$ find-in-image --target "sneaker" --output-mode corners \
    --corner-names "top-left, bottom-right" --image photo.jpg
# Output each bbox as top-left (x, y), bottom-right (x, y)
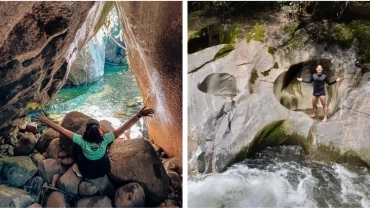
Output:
top-left (72, 163), bottom-right (82, 178)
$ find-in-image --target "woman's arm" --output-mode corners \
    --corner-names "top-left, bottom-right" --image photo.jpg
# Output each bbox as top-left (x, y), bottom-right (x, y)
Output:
top-left (38, 114), bottom-right (75, 139)
top-left (297, 76), bottom-right (313, 83)
top-left (113, 106), bottom-right (154, 139)
top-left (326, 77), bottom-right (342, 85)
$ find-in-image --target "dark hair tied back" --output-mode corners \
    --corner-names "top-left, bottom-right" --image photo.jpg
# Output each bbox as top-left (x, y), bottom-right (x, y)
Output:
top-left (83, 124), bottom-right (103, 144)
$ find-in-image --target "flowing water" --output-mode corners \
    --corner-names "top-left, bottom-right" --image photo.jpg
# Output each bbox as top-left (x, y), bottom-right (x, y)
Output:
top-left (45, 65), bottom-right (144, 135)
top-left (188, 146), bottom-right (370, 208)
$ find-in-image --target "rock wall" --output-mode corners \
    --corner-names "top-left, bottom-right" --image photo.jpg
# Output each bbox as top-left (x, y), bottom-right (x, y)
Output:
top-left (0, 1), bottom-right (105, 132)
top-left (188, 14), bottom-right (370, 173)
top-left (116, 2), bottom-right (182, 157)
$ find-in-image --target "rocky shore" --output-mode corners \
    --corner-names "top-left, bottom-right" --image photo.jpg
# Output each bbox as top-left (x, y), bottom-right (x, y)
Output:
top-left (0, 112), bottom-right (182, 207)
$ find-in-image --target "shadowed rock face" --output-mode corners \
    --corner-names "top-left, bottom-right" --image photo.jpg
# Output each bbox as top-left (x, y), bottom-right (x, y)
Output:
top-left (0, 2), bottom-right (183, 158)
top-left (117, 2), bottom-right (182, 157)
top-left (0, 1), bottom-right (100, 131)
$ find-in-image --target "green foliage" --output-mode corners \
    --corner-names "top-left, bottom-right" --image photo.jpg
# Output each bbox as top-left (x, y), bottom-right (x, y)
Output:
top-left (333, 21), bottom-right (370, 62)
top-left (273, 62), bottom-right (279, 69)
top-left (246, 24), bottom-right (265, 43)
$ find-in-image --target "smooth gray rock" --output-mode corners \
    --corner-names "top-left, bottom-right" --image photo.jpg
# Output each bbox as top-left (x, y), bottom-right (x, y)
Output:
top-left (0, 156), bottom-right (37, 187)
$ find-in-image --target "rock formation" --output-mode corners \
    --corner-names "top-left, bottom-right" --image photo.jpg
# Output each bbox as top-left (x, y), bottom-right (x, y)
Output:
top-left (189, 8), bottom-right (370, 173)
top-left (0, 1), bottom-right (182, 159)
top-left (117, 1), bottom-right (182, 157)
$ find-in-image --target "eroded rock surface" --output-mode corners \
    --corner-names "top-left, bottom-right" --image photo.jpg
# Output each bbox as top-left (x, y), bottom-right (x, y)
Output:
top-left (117, 1), bottom-right (182, 157)
top-left (189, 18), bottom-right (370, 173)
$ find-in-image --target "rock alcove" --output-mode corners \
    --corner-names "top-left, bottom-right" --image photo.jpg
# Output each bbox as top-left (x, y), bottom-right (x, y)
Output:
top-left (274, 59), bottom-right (341, 117)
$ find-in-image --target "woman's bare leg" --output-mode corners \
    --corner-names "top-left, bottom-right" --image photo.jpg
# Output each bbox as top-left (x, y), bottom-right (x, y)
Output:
top-left (311, 96), bottom-right (318, 118)
top-left (319, 95), bottom-right (328, 122)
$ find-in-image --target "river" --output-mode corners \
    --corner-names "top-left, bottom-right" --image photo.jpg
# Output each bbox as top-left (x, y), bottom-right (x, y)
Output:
top-left (188, 145), bottom-right (370, 207)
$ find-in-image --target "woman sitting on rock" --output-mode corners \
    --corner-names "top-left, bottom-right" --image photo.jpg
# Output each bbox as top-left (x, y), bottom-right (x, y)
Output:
top-left (38, 106), bottom-right (154, 179)
top-left (297, 65), bottom-right (341, 122)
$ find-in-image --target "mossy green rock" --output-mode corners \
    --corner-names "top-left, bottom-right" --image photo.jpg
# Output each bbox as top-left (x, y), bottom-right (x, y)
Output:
top-left (0, 185), bottom-right (35, 207)
top-left (0, 156), bottom-right (37, 187)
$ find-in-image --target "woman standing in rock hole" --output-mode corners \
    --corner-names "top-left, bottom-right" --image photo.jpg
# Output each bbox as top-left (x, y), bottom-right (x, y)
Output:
top-left (37, 106), bottom-right (154, 179)
top-left (297, 65), bottom-right (341, 122)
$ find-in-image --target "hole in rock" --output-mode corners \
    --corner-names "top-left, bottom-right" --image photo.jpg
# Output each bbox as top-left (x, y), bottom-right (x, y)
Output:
top-left (273, 59), bottom-right (339, 117)
top-left (44, 7), bottom-right (144, 139)
top-left (197, 73), bottom-right (237, 100)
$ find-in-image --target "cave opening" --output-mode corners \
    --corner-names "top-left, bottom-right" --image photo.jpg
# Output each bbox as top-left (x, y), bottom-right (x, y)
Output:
top-left (44, 6), bottom-right (144, 139)
top-left (273, 59), bottom-right (339, 118)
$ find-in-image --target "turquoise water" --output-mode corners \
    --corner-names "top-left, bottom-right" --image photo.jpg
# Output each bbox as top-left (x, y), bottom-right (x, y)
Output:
top-left (45, 65), bottom-right (142, 121)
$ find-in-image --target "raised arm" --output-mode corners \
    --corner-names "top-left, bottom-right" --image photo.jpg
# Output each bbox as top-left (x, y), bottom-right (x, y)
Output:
top-left (38, 114), bottom-right (75, 139)
top-left (326, 77), bottom-right (341, 85)
top-left (113, 106), bottom-right (154, 139)
top-left (297, 76), bottom-right (313, 83)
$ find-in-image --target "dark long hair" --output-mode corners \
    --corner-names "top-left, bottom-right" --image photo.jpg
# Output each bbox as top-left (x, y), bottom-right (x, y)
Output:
top-left (83, 119), bottom-right (103, 143)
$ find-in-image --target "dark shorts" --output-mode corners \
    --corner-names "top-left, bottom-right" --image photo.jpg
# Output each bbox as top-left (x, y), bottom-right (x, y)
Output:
top-left (76, 145), bottom-right (110, 179)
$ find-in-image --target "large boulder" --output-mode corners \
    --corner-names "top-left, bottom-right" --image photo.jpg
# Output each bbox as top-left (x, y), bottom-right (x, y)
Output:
top-left (14, 132), bottom-right (36, 156)
top-left (68, 29), bottom-right (105, 85)
top-left (0, 156), bottom-right (37, 187)
top-left (45, 191), bottom-right (70, 208)
top-left (108, 139), bottom-right (169, 206)
top-left (0, 185), bottom-right (35, 207)
top-left (38, 159), bottom-right (64, 184)
top-left (76, 196), bottom-right (112, 208)
top-left (56, 166), bottom-right (83, 196)
top-left (59, 111), bottom-right (109, 156)
top-left (35, 128), bottom-right (59, 153)
top-left (118, 1), bottom-right (182, 157)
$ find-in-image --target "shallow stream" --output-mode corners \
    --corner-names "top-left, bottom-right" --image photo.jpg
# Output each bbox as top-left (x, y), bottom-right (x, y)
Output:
top-left (188, 146), bottom-right (370, 207)
top-left (44, 65), bottom-right (144, 135)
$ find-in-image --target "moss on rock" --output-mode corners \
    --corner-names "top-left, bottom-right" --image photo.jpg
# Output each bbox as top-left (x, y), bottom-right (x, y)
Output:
top-left (246, 23), bottom-right (265, 43)
top-left (273, 62), bottom-right (279, 68)
top-left (213, 44), bottom-right (235, 60)
top-left (250, 69), bottom-right (259, 84)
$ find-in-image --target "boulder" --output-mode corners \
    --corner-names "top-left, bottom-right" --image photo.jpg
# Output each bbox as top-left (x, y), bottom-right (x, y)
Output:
top-left (59, 111), bottom-right (109, 157)
top-left (36, 128), bottom-right (59, 153)
top-left (163, 156), bottom-right (182, 175)
top-left (45, 191), bottom-right (70, 208)
top-left (14, 132), bottom-right (36, 156)
top-left (27, 203), bottom-right (42, 208)
top-left (157, 199), bottom-right (181, 208)
top-left (108, 139), bottom-right (169, 206)
top-left (0, 185), bottom-right (35, 207)
top-left (0, 156), bottom-right (37, 187)
top-left (46, 138), bottom-right (63, 159)
top-left (38, 159), bottom-right (64, 184)
top-left (76, 196), bottom-right (112, 207)
top-left (31, 153), bottom-right (46, 167)
top-left (167, 170), bottom-right (182, 190)
top-left (78, 175), bottom-right (115, 198)
top-left (56, 166), bottom-right (83, 196)
top-left (114, 183), bottom-right (145, 207)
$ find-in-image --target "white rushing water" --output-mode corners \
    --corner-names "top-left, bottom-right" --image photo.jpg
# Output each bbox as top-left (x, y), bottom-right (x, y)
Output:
top-left (188, 146), bottom-right (370, 208)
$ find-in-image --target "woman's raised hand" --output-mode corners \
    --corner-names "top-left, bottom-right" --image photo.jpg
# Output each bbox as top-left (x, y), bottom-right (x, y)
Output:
top-left (138, 106), bottom-right (154, 117)
top-left (297, 77), bottom-right (303, 82)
